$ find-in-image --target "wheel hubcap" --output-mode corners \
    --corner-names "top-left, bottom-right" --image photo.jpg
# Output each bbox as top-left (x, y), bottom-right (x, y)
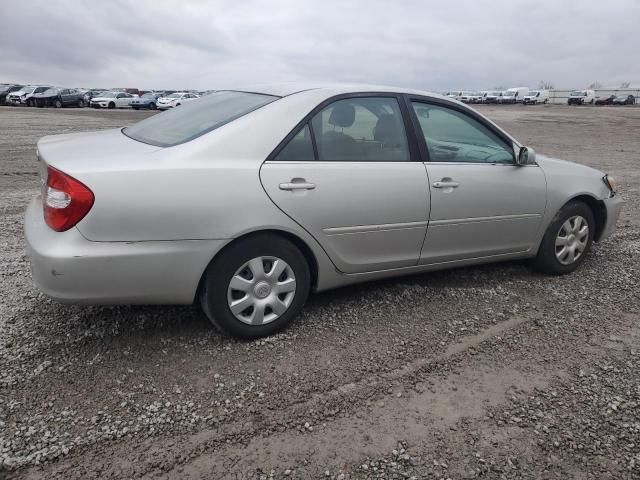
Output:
top-left (227, 256), bottom-right (296, 326)
top-left (555, 215), bottom-right (589, 265)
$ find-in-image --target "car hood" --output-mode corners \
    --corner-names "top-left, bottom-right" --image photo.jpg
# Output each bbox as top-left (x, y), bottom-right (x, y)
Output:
top-left (91, 96), bottom-right (116, 102)
top-left (37, 129), bottom-right (162, 177)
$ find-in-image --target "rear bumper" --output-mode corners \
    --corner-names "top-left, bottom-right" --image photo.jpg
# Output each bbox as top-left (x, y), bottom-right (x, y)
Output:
top-left (598, 194), bottom-right (624, 241)
top-left (24, 197), bottom-right (225, 305)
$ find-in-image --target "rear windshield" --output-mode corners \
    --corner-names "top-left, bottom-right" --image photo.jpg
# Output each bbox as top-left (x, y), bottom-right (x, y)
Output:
top-left (124, 91), bottom-right (278, 147)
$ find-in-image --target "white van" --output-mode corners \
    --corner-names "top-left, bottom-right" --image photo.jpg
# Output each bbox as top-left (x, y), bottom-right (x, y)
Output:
top-left (523, 90), bottom-right (550, 105)
top-left (484, 91), bottom-right (504, 104)
top-left (501, 87), bottom-right (529, 104)
top-left (568, 90), bottom-right (596, 105)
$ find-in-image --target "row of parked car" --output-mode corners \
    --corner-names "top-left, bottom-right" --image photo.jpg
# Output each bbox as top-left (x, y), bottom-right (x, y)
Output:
top-left (445, 88), bottom-right (637, 106)
top-left (0, 84), bottom-right (213, 110)
top-left (445, 88), bottom-right (550, 105)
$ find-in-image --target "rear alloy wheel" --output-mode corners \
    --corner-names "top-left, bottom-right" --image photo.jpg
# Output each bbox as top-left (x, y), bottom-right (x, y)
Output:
top-left (533, 201), bottom-right (594, 275)
top-left (78, 99), bottom-right (85, 107)
top-left (200, 234), bottom-right (310, 339)
top-left (53, 99), bottom-right (62, 108)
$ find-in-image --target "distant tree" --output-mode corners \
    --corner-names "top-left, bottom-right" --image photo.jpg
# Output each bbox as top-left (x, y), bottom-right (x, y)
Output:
top-left (538, 80), bottom-right (554, 89)
top-left (588, 81), bottom-right (602, 89)
top-left (620, 81), bottom-right (631, 88)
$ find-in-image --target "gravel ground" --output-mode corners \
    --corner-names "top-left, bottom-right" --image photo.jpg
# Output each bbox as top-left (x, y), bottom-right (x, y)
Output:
top-left (0, 105), bottom-right (638, 479)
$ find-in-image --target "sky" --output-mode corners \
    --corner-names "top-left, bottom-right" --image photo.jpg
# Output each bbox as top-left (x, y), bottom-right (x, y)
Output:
top-left (1, 0), bottom-right (639, 91)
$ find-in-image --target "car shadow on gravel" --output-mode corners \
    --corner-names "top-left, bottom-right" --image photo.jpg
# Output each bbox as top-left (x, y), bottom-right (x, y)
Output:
top-left (24, 259), bottom-right (537, 348)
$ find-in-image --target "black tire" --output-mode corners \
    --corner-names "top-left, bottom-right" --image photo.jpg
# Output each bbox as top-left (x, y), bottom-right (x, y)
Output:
top-left (532, 201), bottom-right (595, 275)
top-left (175, 103), bottom-right (181, 107)
top-left (108, 102), bottom-right (115, 109)
top-left (53, 99), bottom-right (62, 108)
top-left (200, 234), bottom-right (311, 339)
top-left (132, 107), bottom-right (139, 110)
top-left (149, 102), bottom-right (156, 110)
top-left (78, 99), bottom-right (85, 107)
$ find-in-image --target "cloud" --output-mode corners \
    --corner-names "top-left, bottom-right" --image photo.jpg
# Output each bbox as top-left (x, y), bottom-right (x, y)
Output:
top-left (1, 0), bottom-right (639, 90)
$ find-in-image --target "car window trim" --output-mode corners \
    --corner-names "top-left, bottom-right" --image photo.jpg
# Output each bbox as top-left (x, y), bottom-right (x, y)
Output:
top-left (266, 92), bottom-right (421, 163)
top-left (405, 94), bottom-right (518, 164)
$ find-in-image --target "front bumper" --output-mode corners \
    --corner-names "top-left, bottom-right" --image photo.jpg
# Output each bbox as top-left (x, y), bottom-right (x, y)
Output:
top-left (156, 103), bottom-right (173, 109)
top-left (598, 194), bottom-right (624, 242)
top-left (24, 197), bottom-right (225, 305)
top-left (91, 101), bottom-right (110, 108)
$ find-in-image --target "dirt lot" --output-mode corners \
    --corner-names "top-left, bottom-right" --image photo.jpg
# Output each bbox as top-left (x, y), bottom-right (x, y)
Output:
top-left (1, 105), bottom-right (639, 480)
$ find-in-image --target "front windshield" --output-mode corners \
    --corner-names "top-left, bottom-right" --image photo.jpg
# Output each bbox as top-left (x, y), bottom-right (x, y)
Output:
top-left (528, 91), bottom-right (539, 96)
top-left (168, 93), bottom-right (182, 98)
top-left (124, 91), bottom-right (278, 147)
top-left (570, 91), bottom-right (585, 96)
top-left (98, 91), bottom-right (118, 97)
top-left (43, 88), bottom-right (60, 95)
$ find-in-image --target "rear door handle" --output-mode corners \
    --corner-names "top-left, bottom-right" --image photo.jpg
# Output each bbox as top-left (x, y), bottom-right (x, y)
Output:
top-left (432, 181), bottom-right (459, 188)
top-left (279, 182), bottom-right (316, 191)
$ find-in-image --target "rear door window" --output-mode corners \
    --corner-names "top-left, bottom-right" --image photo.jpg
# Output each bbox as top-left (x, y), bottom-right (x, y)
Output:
top-left (274, 124), bottom-right (315, 161)
top-left (310, 97), bottom-right (410, 162)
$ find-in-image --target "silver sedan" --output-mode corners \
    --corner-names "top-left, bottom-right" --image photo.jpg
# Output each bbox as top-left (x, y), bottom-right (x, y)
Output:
top-left (25, 84), bottom-right (624, 338)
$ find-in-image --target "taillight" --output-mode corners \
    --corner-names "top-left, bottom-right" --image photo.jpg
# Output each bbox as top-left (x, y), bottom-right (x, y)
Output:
top-left (43, 166), bottom-right (94, 232)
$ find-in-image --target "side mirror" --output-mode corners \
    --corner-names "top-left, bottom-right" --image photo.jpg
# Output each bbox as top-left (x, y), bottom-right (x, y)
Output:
top-left (517, 146), bottom-right (536, 165)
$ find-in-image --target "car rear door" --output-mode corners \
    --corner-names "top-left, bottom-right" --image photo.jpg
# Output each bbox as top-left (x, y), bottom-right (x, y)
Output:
top-left (408, 97), bottom-right (546, 264)
top-left (260, 94), bottom-right (430, 274)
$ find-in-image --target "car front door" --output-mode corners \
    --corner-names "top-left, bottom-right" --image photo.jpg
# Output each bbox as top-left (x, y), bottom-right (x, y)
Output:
top-left (408, 98), bottom-right (546, 265)
top-left (59, 89), bottom-right (70, 105)
top-left (116, 93), bottom-right (129, 108)
top-left (260, 95), bottom-right (430, 274)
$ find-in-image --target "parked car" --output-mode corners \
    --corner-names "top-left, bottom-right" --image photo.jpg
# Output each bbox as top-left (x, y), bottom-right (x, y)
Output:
top-left (156, 92), bottom-right (199, 110)
top-left (83, 90), bottom-right (106, 105)
top-left (595, 94), bottom-right (616, 106)
top-left (501, 87), bottom-right (529, 104)
top-left (25, 85), bottom-right (623, 339)
top-left (459, 91), bottom-right (483, 104)
top-left (484, 91), bottom-right (504, 104)
top-left (568, 90), bottom-right (595, 105)
top-left (31, 88), bottom-right (85, 108)
top-left (613, 94), bottom-right (635, 105)
top-left (90, 91), bottom-right (136, 109)
top-left (522, 90), bottom-right (550, 105)
top-left (7, 85), bottom-right (49, 106)
top-left (129, 93), bottom-right (158, 110)
top-left (0, 84), bottom-right (24, 104)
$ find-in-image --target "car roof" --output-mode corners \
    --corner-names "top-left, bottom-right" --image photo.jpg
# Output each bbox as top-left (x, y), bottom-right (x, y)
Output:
top-left (221, 82), bottom-right (450, 101)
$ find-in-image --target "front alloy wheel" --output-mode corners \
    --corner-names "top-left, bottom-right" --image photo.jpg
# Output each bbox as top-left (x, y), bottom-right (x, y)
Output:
top-left (533, 201), bottom-right (594, 275)
top-left (555, 216), bottom-right (589, 265)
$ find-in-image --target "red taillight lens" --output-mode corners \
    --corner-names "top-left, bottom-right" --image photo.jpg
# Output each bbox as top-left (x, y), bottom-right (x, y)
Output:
top-left (43, 166), bottom-right (94, 232)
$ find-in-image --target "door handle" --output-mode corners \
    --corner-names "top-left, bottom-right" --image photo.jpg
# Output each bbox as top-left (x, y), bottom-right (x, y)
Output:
top-left (279, 182), bottom-right (316, 191)
top-left (432, 181), bottom-right (459, 188)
